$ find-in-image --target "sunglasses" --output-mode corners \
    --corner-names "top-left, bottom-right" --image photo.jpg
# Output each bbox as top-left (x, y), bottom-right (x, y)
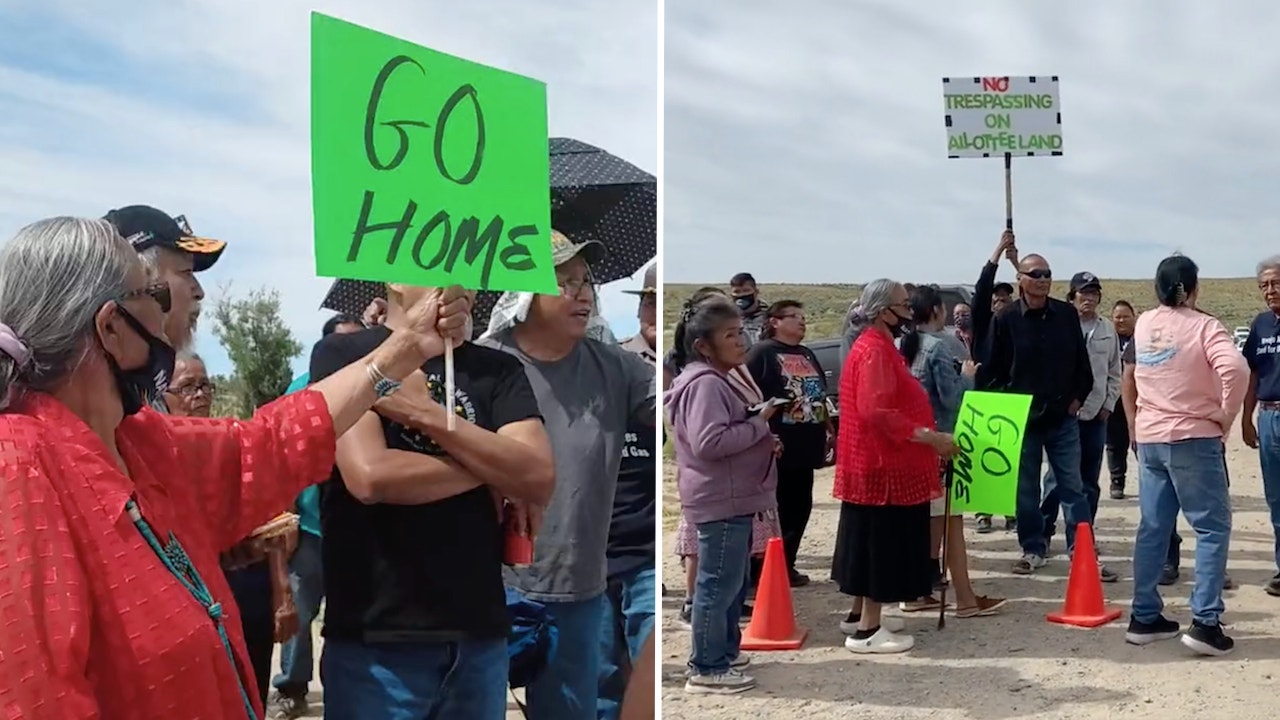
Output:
top-left (120, 282), bottom-right (173, 313)
top-left (1022, 269), bottom-right (1052, 280)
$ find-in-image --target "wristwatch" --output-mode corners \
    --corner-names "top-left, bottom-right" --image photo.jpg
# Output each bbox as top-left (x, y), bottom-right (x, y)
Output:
top-left (367, 362), bottom-right (401, 398)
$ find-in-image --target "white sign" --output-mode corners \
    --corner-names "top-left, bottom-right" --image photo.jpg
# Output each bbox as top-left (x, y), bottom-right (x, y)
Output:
top-left (942, 76), bottom-right (1063, 159)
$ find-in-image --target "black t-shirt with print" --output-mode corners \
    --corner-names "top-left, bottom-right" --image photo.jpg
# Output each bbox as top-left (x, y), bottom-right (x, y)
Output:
top-left (310, 326), bottom-right (542, 642)
top-left (745, 339), bottom-right (830, 470)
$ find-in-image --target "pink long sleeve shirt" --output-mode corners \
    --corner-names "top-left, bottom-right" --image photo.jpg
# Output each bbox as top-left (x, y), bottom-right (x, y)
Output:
top-left (1132, 305), bottom-right (1249, 443)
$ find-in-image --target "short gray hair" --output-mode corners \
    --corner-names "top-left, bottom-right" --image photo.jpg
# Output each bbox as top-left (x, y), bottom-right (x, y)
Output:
top-left (177, 350), bottom-right (204, 366)
top-left (845, 278), bottom-right (903, 343)
top-left (0, 217), bottom-right (139, 409)
top-left (1258, 255), bottom-right (1280, 279)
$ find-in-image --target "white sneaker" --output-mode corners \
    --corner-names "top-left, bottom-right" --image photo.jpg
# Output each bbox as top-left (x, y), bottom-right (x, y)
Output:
top-left (839, 615), bottom-right (905, 635)
top-left (730, 653), bottom-right (751, 669)
top-left (685, 668), bottom-right (757, 694)
top-left (844, 627), bottom-right (915, 654)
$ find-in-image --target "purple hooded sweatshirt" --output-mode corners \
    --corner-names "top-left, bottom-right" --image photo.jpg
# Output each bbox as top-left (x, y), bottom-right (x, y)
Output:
top-left (664, 361), bottom-right (778, 525)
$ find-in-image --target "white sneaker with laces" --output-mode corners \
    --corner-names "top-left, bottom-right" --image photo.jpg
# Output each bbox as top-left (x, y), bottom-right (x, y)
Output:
top-left (685, 668), bottom-right (757, 694)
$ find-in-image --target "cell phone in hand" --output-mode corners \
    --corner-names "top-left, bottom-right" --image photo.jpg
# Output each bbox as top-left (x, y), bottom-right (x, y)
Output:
top-left (747, 397), bottom-right (791, 415)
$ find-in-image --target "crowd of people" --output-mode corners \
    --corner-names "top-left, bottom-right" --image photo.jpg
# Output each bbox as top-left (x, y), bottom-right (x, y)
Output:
top-left (0, 206), bottom-right (658, 720)
top-left (664, 230), bottom-right (1280, 694)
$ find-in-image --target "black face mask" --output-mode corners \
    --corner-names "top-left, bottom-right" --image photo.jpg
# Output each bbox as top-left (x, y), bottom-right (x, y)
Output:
top-left (734, 295), bottom-right (756, 312)
top-left (105, 306), bottom-right (177, 416)
top-left (887, 309), bottom-right (912, 339)
top-left (955, 316), bottom-right (973, 331)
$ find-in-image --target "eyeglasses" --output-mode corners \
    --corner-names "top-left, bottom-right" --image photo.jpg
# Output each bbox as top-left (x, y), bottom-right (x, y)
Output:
top-left (120, 282), bottom-right (172, 313)
top-left (1023, 269), bottom-right (1052, 280)
top-left (557, 278), bottom-right (597, 298)
top-left (777, 313), bottom-right (806, 322)
top-left (167, 380), bottom-right (215, 398)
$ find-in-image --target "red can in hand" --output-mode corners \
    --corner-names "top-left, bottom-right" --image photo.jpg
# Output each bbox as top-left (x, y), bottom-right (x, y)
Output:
top-left (503, 513), bottom-right (534, 567)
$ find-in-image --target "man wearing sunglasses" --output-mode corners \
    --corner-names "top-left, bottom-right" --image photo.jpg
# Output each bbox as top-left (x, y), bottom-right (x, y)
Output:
top-left (104, 205), bottom-right (226, 374)
top-left (983, 252), bottom-right (1095, 576)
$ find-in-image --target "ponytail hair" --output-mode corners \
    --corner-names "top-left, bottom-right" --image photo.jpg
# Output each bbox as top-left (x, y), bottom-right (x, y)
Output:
top-left (670, 293), bottom-right (737, 372)
top-left (1154, 254), bottom-right (1199, 308)
top-left (899, 284), bottom-right (942, 366)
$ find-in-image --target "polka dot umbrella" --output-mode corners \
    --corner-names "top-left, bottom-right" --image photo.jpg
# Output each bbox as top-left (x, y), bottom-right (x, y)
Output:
top-left (321, 137), bottom-right (656, 337)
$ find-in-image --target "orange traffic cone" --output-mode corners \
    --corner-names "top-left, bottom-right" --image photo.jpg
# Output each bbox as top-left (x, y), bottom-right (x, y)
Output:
top-left (1046, 522), bottom-right (1122, 628)
top-left (741, 537), bottom-right (808, 650)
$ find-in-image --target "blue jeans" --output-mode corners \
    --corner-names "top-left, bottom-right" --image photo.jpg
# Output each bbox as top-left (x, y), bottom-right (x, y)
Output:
top-left (1016, 416), bottom-right (1088, 557)
top-left (690, 515), bottom-right (752, 675)
top-left (1041, 416), bottom-right (1108, 539)
top-left (271, 531), bottom-right (324, 697)
top-left (1258, 409), bottom-right (1280, 573)
top-left (524, 593), bottom-right (607, 720)
top-left (1131, 438), bottom-right (1232, 625)
top-left (596, 565), bottom-right (656, 720)
top-left (321, 637), bottom-right (508, 720)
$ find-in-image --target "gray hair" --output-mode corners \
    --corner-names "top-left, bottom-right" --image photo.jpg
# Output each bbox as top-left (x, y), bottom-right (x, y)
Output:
top-left (846, 278), bottom-right (902, 340)
top-left (176, 350), bottom-right (204, 366)
top-left (1258, 255), bottom-right (1280, 279)
top-left (0, 217), bottom-right (139, 410)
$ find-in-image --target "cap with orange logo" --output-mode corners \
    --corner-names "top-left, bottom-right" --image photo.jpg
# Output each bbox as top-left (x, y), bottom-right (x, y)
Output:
top-left (104, 205), bottom-right (227, 272)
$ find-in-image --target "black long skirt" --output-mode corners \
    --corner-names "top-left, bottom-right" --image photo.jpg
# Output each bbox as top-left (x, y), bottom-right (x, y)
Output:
top-left (830, 501), bottom-right (933, 603)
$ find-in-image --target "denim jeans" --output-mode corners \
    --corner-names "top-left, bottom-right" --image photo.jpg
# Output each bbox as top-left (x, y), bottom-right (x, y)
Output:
top-left (690, 515), bottom-right (752, 675)
top-left (1016, 416), bottom-right (1088, 558)
top-left (1258, 409), bottom-right (1280, 573)
top-left (1131, 438), bottom-right (1232, 625)
top-left (271, 531), bottom-right (324, 698)
top-left (596, 565), bottom-right (656, 720)
top-left (524, 593), bottom-right (608, 720)
top-left (320, 637), bottom-right (509, 720)
top-left (1041, 416), bottom-right (1108, 539)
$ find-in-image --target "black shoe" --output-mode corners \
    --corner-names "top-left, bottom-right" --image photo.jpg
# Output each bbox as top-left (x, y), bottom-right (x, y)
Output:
top-left (1266, 574), bottom-right (1280, 597)
top-left (1109, 482), bottom-right (1125, 500)
top-left (976, 516), bottom-right (993, 534)
top-left (1004, 517), bottom-right (1017, 532)
top-left (679, 599), bottom-right (692, 628)
top-left (788, 570), bottom-right (810, 588)
top-left (1181, 620), bottom-right (1234, 656)
top-left (1159, 564), bottom-right (1179, 586)
top-left (1125, 615), bottom-right (1180, 645)
top-left (1099, 564), bottom-right (1119, 583)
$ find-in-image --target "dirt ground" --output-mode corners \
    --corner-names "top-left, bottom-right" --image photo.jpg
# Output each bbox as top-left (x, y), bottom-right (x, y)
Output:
top-left (660, 434), bottom-right (1280, 720)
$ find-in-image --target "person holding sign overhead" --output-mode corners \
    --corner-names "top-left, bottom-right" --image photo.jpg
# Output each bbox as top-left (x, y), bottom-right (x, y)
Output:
top-left (0, 216), bottom-right (472, 720)
top-left (831, 279), bottom-right (959, 655)
top-left (1126, 255), bottom-right (1247, 656)
top-left (480, 231), bottom-right (656, 719)
top-left (982, 252), bottom-right (1094, 575)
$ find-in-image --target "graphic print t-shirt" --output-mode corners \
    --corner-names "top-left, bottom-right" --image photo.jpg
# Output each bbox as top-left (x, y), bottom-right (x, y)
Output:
top-left (310, 326), bottom-right (542, 642)
top-left (746, 339), bottom-right (829, 470)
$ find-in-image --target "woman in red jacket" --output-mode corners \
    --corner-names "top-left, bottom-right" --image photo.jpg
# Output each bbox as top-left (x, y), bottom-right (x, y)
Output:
top-left (831, 279), bottom-right (958, 655)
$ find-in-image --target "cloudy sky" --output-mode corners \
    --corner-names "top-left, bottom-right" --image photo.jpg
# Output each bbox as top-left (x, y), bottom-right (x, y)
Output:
top-left (665, 0), bottom-right (1279, 288)
top-left (0, 0), bottom-right (656, 376)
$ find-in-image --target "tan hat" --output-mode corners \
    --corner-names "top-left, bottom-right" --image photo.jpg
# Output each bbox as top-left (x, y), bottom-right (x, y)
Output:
top-left (623, 264), bottom-right (656, 295)
top-left (550, 228), bottom-right (606, 268)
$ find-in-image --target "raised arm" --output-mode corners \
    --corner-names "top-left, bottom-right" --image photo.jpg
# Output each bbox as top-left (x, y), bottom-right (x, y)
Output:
top-left (0, 443), bottom-right (99, 719)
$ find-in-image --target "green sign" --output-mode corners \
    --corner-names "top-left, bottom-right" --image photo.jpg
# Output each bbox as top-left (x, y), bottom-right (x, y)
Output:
top-left (310, 12), bottom-right (557, 294)
top-left (948, 391), bottom-right (1033, 517)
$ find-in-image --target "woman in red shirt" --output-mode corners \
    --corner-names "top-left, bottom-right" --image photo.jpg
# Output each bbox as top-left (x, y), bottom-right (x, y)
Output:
top-left (0, 217), bottom-right (470, 719)
top-left (831, 279), bottom-right (958, 654)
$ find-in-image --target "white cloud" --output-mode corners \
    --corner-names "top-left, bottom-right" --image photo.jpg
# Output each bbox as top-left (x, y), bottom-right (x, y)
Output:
top-left (0, 0), bottom-right (656, 375)
top-left (665, 0), bottom-right (1280, 291)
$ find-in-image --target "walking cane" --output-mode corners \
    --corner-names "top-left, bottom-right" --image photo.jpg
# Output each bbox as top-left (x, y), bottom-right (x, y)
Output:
top-left (938, 460), bottom-right (954, 630)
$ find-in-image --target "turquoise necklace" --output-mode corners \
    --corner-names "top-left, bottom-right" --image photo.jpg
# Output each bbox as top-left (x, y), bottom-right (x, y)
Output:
top-left (125, 498), bottom-right (257, 720)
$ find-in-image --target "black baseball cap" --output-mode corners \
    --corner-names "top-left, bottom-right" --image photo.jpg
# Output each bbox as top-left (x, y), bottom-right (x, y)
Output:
top-left (1070, 271), bottom-right (1102, 294)
top-left (992, 281), bottom-right (1014, 295)
top-left (104, 205), bottom-right (227, 272)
